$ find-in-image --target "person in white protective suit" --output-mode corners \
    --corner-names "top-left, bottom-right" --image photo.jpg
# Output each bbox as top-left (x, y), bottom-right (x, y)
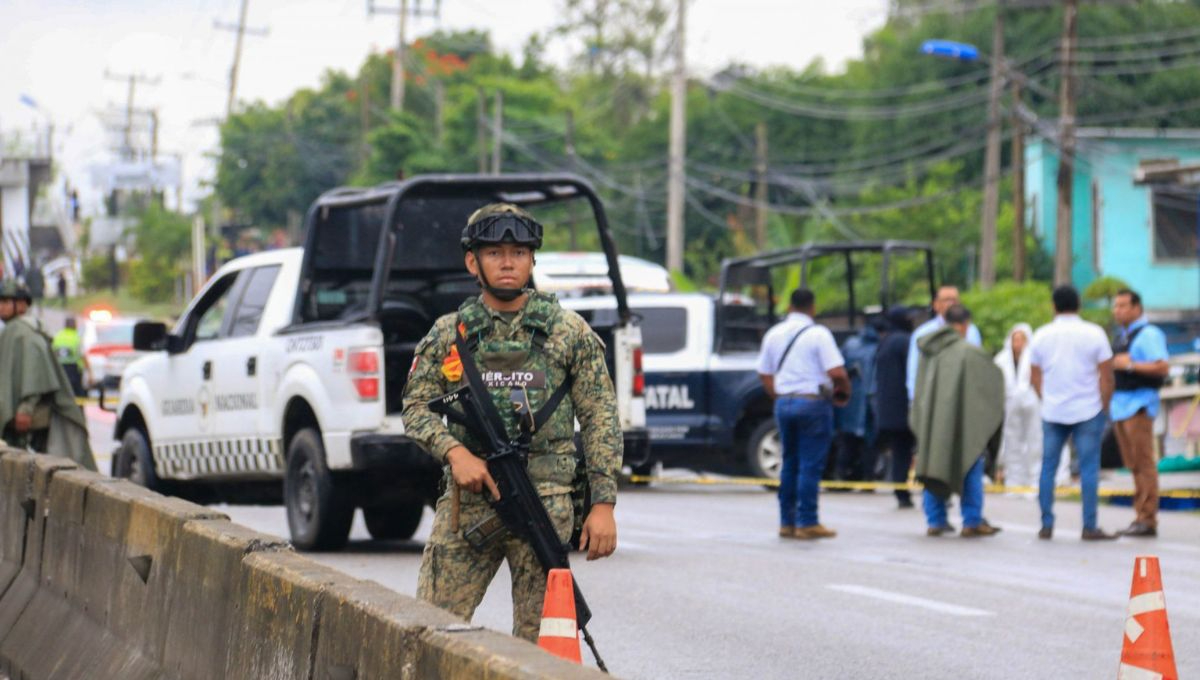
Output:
top-left (995, 323), bottom-right (1069, 491)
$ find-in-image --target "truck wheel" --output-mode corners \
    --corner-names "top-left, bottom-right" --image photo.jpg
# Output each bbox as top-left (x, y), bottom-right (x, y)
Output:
top-left (113, 428), bottom-right (162, 492)
top-left (362, 502), bottom-right (424, 540)
top-left (745, 419), bottom-right (783, 482)
top-left (285, 428), bottom-right (354, 551)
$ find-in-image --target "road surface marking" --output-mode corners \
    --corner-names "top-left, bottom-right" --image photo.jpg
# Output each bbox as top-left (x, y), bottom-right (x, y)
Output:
top-left (827, 584), bottom-right (994, 617)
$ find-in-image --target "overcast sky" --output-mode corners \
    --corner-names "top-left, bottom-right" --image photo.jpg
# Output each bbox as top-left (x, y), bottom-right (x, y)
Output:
top-left (1, 0), bottom-right (889, 214)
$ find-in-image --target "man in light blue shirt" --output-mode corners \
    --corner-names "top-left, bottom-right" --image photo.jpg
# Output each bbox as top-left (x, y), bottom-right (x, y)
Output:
top-left (1110, 289), bottom-right (1170, 537)
top-left (906, 286), bottom-right (982, 400)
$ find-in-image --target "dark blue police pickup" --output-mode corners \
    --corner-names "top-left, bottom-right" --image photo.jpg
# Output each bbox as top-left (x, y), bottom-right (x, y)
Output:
top-left (561, 241), bottom-right (936, 480)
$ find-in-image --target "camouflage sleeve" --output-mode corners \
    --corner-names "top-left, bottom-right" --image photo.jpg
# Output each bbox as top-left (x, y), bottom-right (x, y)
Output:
top-left (563, 311), bottom-right (622, 506)
top-left (401, 315), bottom-right (461, 464)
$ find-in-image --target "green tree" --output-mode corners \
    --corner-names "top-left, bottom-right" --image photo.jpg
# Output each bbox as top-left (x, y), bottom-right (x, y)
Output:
top-left (127, 204), bottom-right (192, 303)
top-left (961, 280), bottom-right (1054, 354)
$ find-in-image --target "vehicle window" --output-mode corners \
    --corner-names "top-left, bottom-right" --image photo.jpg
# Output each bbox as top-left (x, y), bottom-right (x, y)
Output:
top-left (95, 322), bottom-right (136, 345)
top-left (304, 203), bottom-right (387, 322)
top-left (635, 307), bottom-right (688, 354)
top-left (187, 272), bottom-right (241, 344)
top-left (229, 265), bottom-right (281, 337)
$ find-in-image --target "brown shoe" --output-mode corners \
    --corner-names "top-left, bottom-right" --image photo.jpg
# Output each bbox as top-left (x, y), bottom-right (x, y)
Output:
top-left (779, 526), bottom-right (795, 538)
top-left (1081, 528), bottom-right (1119, 541)
top-left (1038, 526), bottom-right (1053, 540)
top-left (796, 524), bottom-right (837, 539)
top-left (1119, 523), bottom-right (1157, 538)
top-left (926, 524), bottom-right (955, 537)
top-left (961, 523), bottom-right (1001, 538)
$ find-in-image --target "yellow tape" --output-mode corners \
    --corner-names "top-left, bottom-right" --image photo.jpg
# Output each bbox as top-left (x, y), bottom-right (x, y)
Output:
top-left (626, 475), bottom-right (1200, 499)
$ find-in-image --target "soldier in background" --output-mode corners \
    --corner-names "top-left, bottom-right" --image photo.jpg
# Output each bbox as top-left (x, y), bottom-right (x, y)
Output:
top-left (0, 281), bottom-right (96, 470)
top-left (402, 204), bottom-right (621, 641)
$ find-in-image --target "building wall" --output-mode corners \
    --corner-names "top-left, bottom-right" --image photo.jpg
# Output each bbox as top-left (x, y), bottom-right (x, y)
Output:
top-left (1026, 135), bottom-right (1200, 312)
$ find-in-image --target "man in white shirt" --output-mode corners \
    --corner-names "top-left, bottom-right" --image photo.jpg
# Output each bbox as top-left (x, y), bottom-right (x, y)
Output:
top-left (906, 285), bottom-right (982, 401)
top-left (757, 289), bottom-right (851, 540)
top-left (1029, 286), bottom-right (1118, 541)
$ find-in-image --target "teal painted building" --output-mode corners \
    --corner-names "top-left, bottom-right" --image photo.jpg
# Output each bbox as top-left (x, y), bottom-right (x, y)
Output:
top-left (1026, 128), bottom-right (1200, 317)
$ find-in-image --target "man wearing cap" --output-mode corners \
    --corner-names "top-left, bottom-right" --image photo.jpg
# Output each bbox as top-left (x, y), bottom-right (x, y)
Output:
top-left (1110, 289), bottom-right (1169, 537)
top-left (910, 304), bottom-right (1004, 537)
top-left (402, 203), bottom-right (621, 641)
top-left (0, 280), bottom-right (96, 469)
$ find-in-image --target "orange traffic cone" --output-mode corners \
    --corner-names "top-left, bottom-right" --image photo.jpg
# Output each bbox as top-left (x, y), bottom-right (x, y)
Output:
top-left (537, 568), bottom-right (582, 664)
top-left (1118, 556), bottom-right (1177, 680)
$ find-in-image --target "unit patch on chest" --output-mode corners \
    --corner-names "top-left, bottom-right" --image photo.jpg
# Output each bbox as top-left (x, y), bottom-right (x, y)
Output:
top-left (480, 370), bottom-right (546, 389)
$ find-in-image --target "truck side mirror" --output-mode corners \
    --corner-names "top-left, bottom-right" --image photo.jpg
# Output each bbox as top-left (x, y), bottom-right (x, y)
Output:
top-left (133, 321), bottom-right (183, 353)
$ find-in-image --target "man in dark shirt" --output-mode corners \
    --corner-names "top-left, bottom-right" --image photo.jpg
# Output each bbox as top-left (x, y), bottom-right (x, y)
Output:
top-left (874, 306), bottom-right (916, 508)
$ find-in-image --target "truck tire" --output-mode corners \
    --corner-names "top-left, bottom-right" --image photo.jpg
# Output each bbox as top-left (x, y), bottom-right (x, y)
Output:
top-left (113, 427), bottom-right (162, 492)
top-left (745, 419), bottom-right (783, 482)
top-left (362, 502), bottom-right (424, 541)
top-left (285, 428), bottom-right (354, 551)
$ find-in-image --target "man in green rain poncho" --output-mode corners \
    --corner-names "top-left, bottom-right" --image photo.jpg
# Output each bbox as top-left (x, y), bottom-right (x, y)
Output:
top-left (910, 304), bottom-right (1004, 538)
top-left (0, 280), bottom-right (96, 470)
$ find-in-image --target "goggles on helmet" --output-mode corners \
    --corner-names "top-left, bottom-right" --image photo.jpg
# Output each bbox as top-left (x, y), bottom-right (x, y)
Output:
top-left (461, 212), bottom-right (544, 252)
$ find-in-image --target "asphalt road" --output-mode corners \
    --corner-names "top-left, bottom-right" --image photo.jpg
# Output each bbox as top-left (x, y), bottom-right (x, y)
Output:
top-left (86, 413), bottom-right (1200, 679)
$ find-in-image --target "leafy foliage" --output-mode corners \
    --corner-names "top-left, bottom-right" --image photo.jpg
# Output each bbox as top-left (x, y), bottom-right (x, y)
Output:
top-left (126, 204), bottom-right (192, 303)
top-left (961, 281), bottom-right (1055, 354)
top-left (211, 1), bottom-right (1200, 292)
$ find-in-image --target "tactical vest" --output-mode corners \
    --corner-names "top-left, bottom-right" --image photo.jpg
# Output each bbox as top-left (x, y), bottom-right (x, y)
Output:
top-left (1113, 325), bottom-right (1166, 391)
top-left (52, 329), bottom-right (83, 369)
top-left (454, 292), bottom-right (578, 491)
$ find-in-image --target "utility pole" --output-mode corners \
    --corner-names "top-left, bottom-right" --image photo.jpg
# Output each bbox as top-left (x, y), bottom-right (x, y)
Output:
top-left (665, 0), bottom-right (687, 272)
top-left (368, 0), bottom-right (441, 113)
top-left (754, 121), bottom-right (768, 251)
top-left (395, 0), bottom-right (409, 111)
top-left (476, 88), bottom-right (487, 173)
top-left (1054, 0), bottom-right (1079, 286)
top-left (1011, 79), bottom-right (1026, 282)
top-left (214, 0), bottom-right (268, 119)
top-left (434, 80), bottom-right (446, 147)
top-left (150, 110), bottom-right (159, 159)
top-left (565, 110), bottom-right (580, 250)
top-left (490, 90), bottom-right (503, 175)
top-left (359, 70), bottom-right (371, 168)
top-left (103, 71), bottom-right (159, 160)
top-left (978, 3), bottom-right (1005, 290)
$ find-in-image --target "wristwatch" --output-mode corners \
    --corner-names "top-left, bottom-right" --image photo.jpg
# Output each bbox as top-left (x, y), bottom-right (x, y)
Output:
top-left (1124, 363), bottom-right (1135, 373)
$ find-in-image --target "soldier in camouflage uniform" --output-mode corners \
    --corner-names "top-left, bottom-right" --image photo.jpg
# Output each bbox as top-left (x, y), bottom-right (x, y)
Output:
top-left (402, 203), bottom-right (621, 642)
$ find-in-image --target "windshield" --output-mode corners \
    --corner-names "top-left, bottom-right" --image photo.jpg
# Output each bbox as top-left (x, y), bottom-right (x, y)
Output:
top-left (94, 322), bottom-right (136, 346)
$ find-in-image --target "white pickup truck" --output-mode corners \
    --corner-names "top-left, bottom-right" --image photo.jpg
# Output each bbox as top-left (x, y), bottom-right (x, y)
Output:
top-left (110, 174), bottom-right (648, 551)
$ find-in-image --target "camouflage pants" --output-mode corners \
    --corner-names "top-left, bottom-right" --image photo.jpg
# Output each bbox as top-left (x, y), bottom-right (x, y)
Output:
top-left (417, 491), bottom-right (574, 642)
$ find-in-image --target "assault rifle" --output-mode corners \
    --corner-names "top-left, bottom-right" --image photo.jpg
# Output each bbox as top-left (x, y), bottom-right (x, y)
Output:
top-left (428, 336), bottom-right (608, 672)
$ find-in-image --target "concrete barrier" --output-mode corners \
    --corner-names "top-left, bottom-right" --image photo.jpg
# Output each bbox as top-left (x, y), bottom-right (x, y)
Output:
top-left (0, 448), bottom-right (606, 679)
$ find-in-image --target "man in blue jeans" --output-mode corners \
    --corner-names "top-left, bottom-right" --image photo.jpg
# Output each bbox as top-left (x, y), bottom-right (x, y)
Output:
top-left (1028, 286), bottom-right (1118, 541)
top-left (757, 289), bottom-right (851, 540)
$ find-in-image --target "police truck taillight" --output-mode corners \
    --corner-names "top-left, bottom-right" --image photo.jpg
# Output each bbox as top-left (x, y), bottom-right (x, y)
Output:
top-left (632, 346), bottom-right (644, 397)
top-left (349, 348), bottom-right (381, 401)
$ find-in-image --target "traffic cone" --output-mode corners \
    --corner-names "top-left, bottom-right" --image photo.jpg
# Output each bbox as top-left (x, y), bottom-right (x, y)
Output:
top-left (537, 568), bottom-right (582, 664)
top-left (1118, 556), bottom-right (1177, 680)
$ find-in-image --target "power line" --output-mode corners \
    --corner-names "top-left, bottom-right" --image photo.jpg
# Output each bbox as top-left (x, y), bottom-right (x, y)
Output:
top-left (685, 173), bottom-right (970, 218)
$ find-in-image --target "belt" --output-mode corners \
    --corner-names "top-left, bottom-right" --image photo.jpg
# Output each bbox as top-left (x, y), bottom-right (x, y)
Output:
top-left (778, 393), bottom-right (823, 400)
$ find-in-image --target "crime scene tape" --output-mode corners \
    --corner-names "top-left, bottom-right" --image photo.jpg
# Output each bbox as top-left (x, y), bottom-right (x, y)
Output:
top-left (625, 475), bottom-right (1200, 499)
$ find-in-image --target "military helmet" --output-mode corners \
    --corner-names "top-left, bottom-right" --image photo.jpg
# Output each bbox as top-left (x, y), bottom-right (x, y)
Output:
top-left (0, 279), bottom-right (30, 302)
top-left (461, 203), bottom-right (544, 252)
